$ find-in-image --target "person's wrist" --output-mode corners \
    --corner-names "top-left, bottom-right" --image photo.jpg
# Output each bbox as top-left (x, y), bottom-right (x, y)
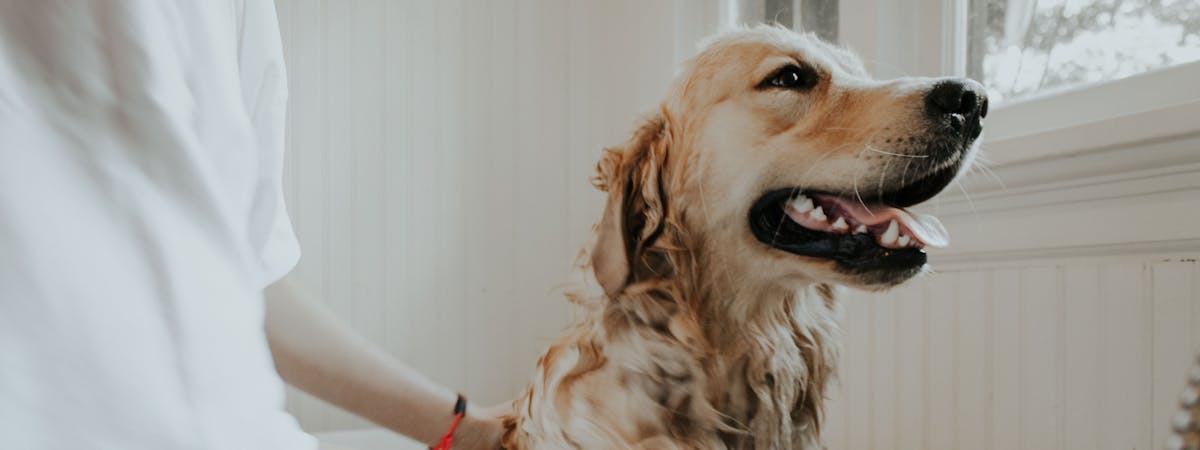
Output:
top-left (456, 409), bottom-right (504, 450)
top-left (424, 396), bottom-right (504, 450)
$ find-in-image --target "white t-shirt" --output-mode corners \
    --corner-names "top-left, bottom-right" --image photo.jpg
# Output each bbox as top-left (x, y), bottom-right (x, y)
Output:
top-left (0, 1), bottom-right (313, 449)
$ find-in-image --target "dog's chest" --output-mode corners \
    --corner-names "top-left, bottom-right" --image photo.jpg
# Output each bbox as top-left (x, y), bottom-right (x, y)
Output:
top-left (510, 290), bottom-right (837, 450)
top-left (705, 355), bottom-right (824, 450)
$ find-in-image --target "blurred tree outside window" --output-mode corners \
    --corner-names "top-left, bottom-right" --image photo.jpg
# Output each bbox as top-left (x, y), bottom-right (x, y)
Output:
top-left (967, 0), bottom-right (1200, 104)
top-left (735, 0), bottom-right (839, 43)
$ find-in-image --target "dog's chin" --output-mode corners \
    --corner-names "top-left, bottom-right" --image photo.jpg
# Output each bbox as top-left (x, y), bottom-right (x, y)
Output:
top-left (747, 162), bottom-right (962, 285)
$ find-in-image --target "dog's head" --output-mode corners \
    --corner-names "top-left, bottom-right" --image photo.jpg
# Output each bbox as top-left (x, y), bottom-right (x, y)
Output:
top-left (592, 26), bottom-right (987, 297)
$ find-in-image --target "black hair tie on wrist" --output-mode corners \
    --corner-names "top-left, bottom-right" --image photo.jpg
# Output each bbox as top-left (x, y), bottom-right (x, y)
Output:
top-left (431, 393), bottom-right (467, 450)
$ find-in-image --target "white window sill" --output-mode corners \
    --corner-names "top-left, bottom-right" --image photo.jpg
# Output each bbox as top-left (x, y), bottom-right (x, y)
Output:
top-left (981, 61), bottom-right (1200, 167)
top-left (983, 98), bottom-right (1200, 167)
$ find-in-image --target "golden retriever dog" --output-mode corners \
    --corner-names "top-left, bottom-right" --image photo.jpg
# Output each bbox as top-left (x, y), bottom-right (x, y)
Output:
top-left (502, 26), bottom-right (987, 450)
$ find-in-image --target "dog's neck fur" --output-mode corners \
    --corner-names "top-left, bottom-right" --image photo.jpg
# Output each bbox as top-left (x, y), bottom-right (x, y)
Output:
top-left (705, 282), bottom-right (839, 449)
top-left (612, 244), bottom-right (841, 449)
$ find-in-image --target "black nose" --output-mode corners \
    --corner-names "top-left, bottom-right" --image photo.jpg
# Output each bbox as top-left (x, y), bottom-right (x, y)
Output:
top-left (924, 79), bottom-right (988, 135)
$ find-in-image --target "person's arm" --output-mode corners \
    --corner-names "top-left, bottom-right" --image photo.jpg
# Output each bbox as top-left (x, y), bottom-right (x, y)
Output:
top-left (264, 278), bottom-right (505, 449)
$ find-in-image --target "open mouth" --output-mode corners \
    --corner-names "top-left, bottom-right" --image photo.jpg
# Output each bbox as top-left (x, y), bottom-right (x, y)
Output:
top-left (748, 174), bottom-right (953, 274)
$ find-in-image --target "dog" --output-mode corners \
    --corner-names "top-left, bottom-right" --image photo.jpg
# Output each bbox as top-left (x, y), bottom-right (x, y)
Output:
top-left (501, 25), bottom-right (987, 450)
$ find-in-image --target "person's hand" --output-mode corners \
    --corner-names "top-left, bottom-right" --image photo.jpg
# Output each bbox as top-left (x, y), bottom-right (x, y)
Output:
top-left (440, 401), bottom-right (510, 450)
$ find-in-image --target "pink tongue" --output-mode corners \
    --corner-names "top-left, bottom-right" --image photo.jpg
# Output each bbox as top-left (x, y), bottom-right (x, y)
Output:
top-left (813, 194), bottom-right (950, 248)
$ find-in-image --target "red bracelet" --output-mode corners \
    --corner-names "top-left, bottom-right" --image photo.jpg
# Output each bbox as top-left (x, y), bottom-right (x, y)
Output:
top-left (430, 394), bottom-right (467, 450)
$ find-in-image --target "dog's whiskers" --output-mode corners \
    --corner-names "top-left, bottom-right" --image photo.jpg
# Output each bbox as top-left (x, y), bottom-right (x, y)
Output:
top-left (782, 143), bottom-right (851, 219)
top-left (969, 149), bottom-right (1006, 188)
top-left (865, 146), bottom-right (927, 158)
top-left (955, 179), bottom-right (980, 222)
top-left (767, 186), bottom-right (803, 249)
top-left (849, 146), bottom-right (875, 215)
top-left (876, 158), bottom-right (893, 201)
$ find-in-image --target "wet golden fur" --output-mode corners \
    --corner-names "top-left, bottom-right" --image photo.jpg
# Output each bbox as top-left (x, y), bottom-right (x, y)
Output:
top-left (502, 26), bottom-right (977, 449)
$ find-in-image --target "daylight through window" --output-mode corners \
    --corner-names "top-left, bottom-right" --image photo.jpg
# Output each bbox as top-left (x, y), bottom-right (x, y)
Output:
top-left (967, 0), bottom-right (1200, 103)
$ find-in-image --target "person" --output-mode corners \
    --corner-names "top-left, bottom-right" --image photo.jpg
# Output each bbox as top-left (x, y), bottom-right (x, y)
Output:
top-left (0, 1), bottom-right (505, 448)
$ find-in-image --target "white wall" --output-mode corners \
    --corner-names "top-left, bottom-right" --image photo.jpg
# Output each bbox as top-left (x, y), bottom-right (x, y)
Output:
top-left (273, 0), bottom-right (715, 432)
top-left (825, 256), bottom-right (1200, 450)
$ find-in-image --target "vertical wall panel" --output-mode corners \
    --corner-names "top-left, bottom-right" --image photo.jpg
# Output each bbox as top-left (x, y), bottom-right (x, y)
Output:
top-left (894, 281), bottom-right (926, 450)
top-left (955, 270), bottom-right (989, 450)
top-left (323, 0), bottom-right (365, 430)
top-left (869, 289), bottom-right (897, 450)
top-left (512, 0), bottom-right (573, 384)
top-left (1062, 264), bottom-right (1100, 450)
top-left (828, 257), bottom-right (1200, 450)
top-left (348, 0), bottom-right (386, 403)
top-left (381, 0), bottom-right (413, 391)
top-left (460, 0), bottom-right (499, 405)
top-left (823, 364), bottom-right (849, 450)
top-left (433, 0), bottom-right (469, 395)
top-left (404, 0), bottom-right (437, 386)
top-left (989, 268), bottom-right (1023, 450)
top-left (925, 274), bottom-right (957, 450)
top-left (1193, 261), bottom-right (1200, 352)
top-left (1152, 261), bottom-right (1196, 448)
top-left (843, 290), bottom-right (873, 450)
top-left (1099, 262), bottom-right (1152, 449)
top-left (1019, 266), bottom-right (1061, 449)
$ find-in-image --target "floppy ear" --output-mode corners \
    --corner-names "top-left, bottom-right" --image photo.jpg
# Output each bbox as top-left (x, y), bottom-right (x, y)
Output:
top-left (591, 116), bottom-right (670, 298)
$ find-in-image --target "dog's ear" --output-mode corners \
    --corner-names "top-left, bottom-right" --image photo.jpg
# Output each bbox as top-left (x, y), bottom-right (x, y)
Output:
top-left (591, 116), bottom-right (670, 298)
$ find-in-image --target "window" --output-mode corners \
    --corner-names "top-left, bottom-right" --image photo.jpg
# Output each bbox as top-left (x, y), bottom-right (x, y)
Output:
top-left (730, 0), bottom-right (839, 43)
top-left (966, 0), bottom-right (1200, 104)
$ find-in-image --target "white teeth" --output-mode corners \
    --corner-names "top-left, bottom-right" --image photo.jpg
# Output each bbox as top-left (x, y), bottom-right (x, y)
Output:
top-left (898, 235), bottom-right (911, 246)
top-left (790, 196), bottom-right (814, 213)
top-left (854, 225), bottom-right (868, 234)
top-left (881, 220), bottom-right (899, 245)
top-left (810, 206), bottom-right (827, 222)
top-left (831, 217), bottom-right (848, 231)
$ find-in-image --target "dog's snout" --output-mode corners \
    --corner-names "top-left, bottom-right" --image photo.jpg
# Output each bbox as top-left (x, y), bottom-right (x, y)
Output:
top-left (924, 78), bottom-right (988, 135)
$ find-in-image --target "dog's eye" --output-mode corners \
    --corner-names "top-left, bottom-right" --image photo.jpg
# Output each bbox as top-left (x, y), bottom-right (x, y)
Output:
top-left (761, 65), bottom-right (819, 90)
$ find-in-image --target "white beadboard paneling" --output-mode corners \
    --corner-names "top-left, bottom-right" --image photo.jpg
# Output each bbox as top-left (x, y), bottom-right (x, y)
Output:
top-left (1152, 261), bottom-right (1196, 449)
top-left (828, 258), bottom-right (1198, 450)
top-left (1019, 266), bottom-right (1061, 449)
top-left (869, 288), bottom-right (896, 450)
top-left (274, 0), bottom-right (687, 432)
top-left (1062, 264), bottom-right (1100, 450)
top-left (349, 0), bottom-right (386, 413)
top-left (823, 362), bottom-right (848, 450)
top-left (381, 0), bottom-right (413, 396)
top-left (925, 274), bottom-right (956, 450)
top-left (954, 270), bottom-right (989, 450)
top-left (433, 0), bottom-right (468, 396)
top-left (894, 282), bottom-right (926, 450)
top-left (842, 289), bottom-right (872, 450)
top-left (1194, 261), bottom-right (1200, 353)
top-left (1100, 262), bottom-right (1152, 449)
top-left (988, 268), bottom-right (1022, 450)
